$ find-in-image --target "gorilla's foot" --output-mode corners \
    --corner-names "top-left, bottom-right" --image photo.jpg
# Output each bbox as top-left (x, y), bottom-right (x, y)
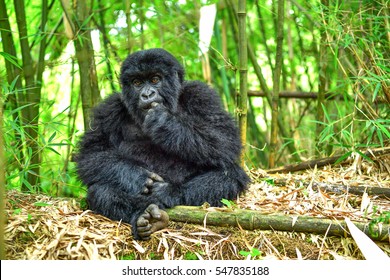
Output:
top-left (136, 204), bottom-right (169, 240)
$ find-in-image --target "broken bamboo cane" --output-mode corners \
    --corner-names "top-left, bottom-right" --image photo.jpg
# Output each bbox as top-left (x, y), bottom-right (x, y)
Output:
top-left (166, 206), bottom-right (389, 242)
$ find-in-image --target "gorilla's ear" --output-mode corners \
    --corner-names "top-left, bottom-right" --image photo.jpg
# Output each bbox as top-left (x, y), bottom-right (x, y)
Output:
top-left (173, 71), bottom-right (183, 88)
top-left (175, 69), bottom-right (185, 84)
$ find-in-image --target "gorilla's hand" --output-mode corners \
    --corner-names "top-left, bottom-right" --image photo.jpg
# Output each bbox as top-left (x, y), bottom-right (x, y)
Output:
top-left (136, 204), bottom-right (169, 240)
top-left (141, 169), bottom-right (169, 194)
top-left (142, 102), bottom-right (170, 134)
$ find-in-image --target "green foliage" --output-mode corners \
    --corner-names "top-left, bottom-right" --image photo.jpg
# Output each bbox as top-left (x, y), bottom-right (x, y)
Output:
top-left (239, 248), bottom-right (262, 259)
top-left (148, 252), bottom-right (160, 260)
top-left (221, 199), bottom-right (237, 209)
top-left (315, 103), bottom-right (389, 157)
top-left (3, 98), bottom-right (85, 196)
top-left (368, 207), bottom-right (390, 238)
top-left (184, 251), bottom-right (199, 260)
top-left (119, 253), bottom-right (136, 260)
top-left (263, 178), bottom-right (275, 185)
top-left (0, 52), bottom-right (21, 69)
top-left (1, 0), bottom-right (389, 197)
top-left (79, 197), bottom-right (89, 211)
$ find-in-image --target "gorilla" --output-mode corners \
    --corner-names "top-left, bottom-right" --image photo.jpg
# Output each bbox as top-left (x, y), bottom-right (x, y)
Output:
top-left (76, 48), bottom-right (249, 240)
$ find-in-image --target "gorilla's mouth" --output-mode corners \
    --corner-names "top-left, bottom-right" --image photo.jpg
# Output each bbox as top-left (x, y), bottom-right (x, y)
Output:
top-left (141, 102), bottom-right (159, 111)
top-left (142, 103), bottom-right (153, 110)
top-left (140, 97), bottom-right (165, 111)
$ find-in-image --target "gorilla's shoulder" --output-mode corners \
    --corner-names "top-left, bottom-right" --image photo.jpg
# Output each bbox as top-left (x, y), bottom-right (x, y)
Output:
top-left (181, 81), bottom-right (222, 109)
top-left (91, 93), bottom-right (129, 130)
top-left (182, 80), bottom-right (216, 95)
top-left (92, 93), bottom-right (126, 118)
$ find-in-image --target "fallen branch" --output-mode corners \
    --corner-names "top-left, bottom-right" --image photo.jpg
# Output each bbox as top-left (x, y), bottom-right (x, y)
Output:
top-left (248, 90), bottom-right (388, 103)
top-left (248, 90), bottom-right (337, 99)
top-left (266, 147), bottom-right (390, 173)
top-left (312, 183), bottom-right (390, 199)
top-left (166, 206), bottom-right (389, 242)
top-left (271, 179), bottom-right (390, 199)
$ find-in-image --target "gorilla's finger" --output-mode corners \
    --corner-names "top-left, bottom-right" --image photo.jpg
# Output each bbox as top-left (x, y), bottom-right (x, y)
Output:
top-left (141, 186), bottom-right (150, 194)
top-left (145, 204), bottom-right (161, 219)
top-left (156, 210), bottom-right (169, 225)
top-left (138, 224), bottom-right (152, 233)
top-left (141, 211), bottom-right (151, 220)
top-left (136, 215), bottom-right (150, 227)
top-left (145, 178), bottom-right (154, 187)
top-left (145, 204), bottom-right (159, 212)
top-left (144, 170), bottom-right (164, 182)
top-left (149, 172), bottom-right (164, 182)
top-left (138, 232), bottom-right (152, 240)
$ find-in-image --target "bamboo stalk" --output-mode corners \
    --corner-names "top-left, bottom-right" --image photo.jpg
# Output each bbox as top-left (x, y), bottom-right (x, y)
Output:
top-left (124, 0), bottom-right (134, 52)
top-left (14, 0), bottom-right (41, 189)
top-left (316, 0), bottom-right (328, 156)
top-left (228, 0), bottom-right (300, 163)
top-left (255, 2), bottom-right (274, 74)
top-left (269, 0), bottom-right (285, 168)
top-left (97, 0), bottom-right (116, 92)
top-left (0, 0), bottom-right (25, 173)
top-left (60, 0), bottom-right (101, 129)
top-left (237, 0), bottom-right (248, 167)
top-left (166, 206), bottom-right (389, 242)
top-left (0, 70), bottom-right (4, 260)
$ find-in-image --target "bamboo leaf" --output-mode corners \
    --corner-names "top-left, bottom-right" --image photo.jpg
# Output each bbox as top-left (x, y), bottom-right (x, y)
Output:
top-left (0, 52), bottom-right (21, 69)
top-left (334, 151), bottom-right (352, 164)
top-left (48, 132), bottom-right (57, 143)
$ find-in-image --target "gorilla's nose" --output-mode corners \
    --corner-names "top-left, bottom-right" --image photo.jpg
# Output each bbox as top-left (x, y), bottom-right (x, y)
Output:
top-left (141, 88), bottom-right (157, 102)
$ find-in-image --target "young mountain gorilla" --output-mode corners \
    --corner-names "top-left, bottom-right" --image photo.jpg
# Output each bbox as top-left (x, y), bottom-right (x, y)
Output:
top-left (76, 48), bottom-right (250, 240)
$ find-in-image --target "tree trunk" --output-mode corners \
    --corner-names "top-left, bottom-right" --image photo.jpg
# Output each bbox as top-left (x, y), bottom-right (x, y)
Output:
top-left (0, 0), bottom-right (24, 173)
top-left (14, 0), bottom-right (42, 189)
top-left (61, 0), bottom-right (101, 130)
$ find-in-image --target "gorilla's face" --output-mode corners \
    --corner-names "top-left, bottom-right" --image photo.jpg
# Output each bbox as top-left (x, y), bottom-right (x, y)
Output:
top-left (131, 74), bottom-right (164, 110)
top-left (120, 49), bottom-right (185, 122)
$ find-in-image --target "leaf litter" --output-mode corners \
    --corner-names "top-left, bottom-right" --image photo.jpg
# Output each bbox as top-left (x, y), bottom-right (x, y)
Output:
top-left (5, 154), bottom-right (390, 260)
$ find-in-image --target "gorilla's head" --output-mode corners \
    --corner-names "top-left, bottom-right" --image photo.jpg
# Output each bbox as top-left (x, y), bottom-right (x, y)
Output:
top-left (120, 49), bottom-right (185, 121)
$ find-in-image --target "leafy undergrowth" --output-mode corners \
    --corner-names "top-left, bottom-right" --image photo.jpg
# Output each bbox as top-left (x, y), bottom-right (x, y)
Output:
top-left (5, 155), bottom-right (390, 260)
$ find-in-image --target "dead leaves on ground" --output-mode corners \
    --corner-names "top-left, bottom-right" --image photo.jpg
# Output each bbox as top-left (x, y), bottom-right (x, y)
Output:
top-left (5, 160), bottom-right (390, 260)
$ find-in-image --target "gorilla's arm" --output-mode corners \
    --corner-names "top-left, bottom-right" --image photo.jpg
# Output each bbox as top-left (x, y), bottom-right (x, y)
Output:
top-left (142, 81), bottom-right (241, 167)
top-left (76, 94), bottom-right (165, 195)
top-left (76, 94), bottom-right (171, 239)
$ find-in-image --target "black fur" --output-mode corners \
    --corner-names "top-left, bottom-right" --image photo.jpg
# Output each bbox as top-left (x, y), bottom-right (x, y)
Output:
top-left (76, 48), bottom-right (250, 239)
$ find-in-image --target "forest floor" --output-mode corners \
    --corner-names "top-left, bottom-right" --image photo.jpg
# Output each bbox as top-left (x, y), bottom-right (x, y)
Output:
top-left (4, 152), bottom-right (390, 260)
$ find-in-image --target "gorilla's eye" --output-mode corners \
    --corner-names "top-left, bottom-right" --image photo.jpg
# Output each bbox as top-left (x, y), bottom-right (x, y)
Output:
top-left (150, 76), bottom-right (160, 84)
top-left (132, 79), bottom-right (143, 86)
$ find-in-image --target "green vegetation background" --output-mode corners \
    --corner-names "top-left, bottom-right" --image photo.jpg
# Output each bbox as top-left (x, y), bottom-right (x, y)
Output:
top-left (1, 0), bottom-right (389, 198)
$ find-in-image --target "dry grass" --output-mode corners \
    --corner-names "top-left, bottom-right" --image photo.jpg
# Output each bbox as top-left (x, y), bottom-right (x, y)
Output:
top-left (5, 154), bottom-right (390, 260)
